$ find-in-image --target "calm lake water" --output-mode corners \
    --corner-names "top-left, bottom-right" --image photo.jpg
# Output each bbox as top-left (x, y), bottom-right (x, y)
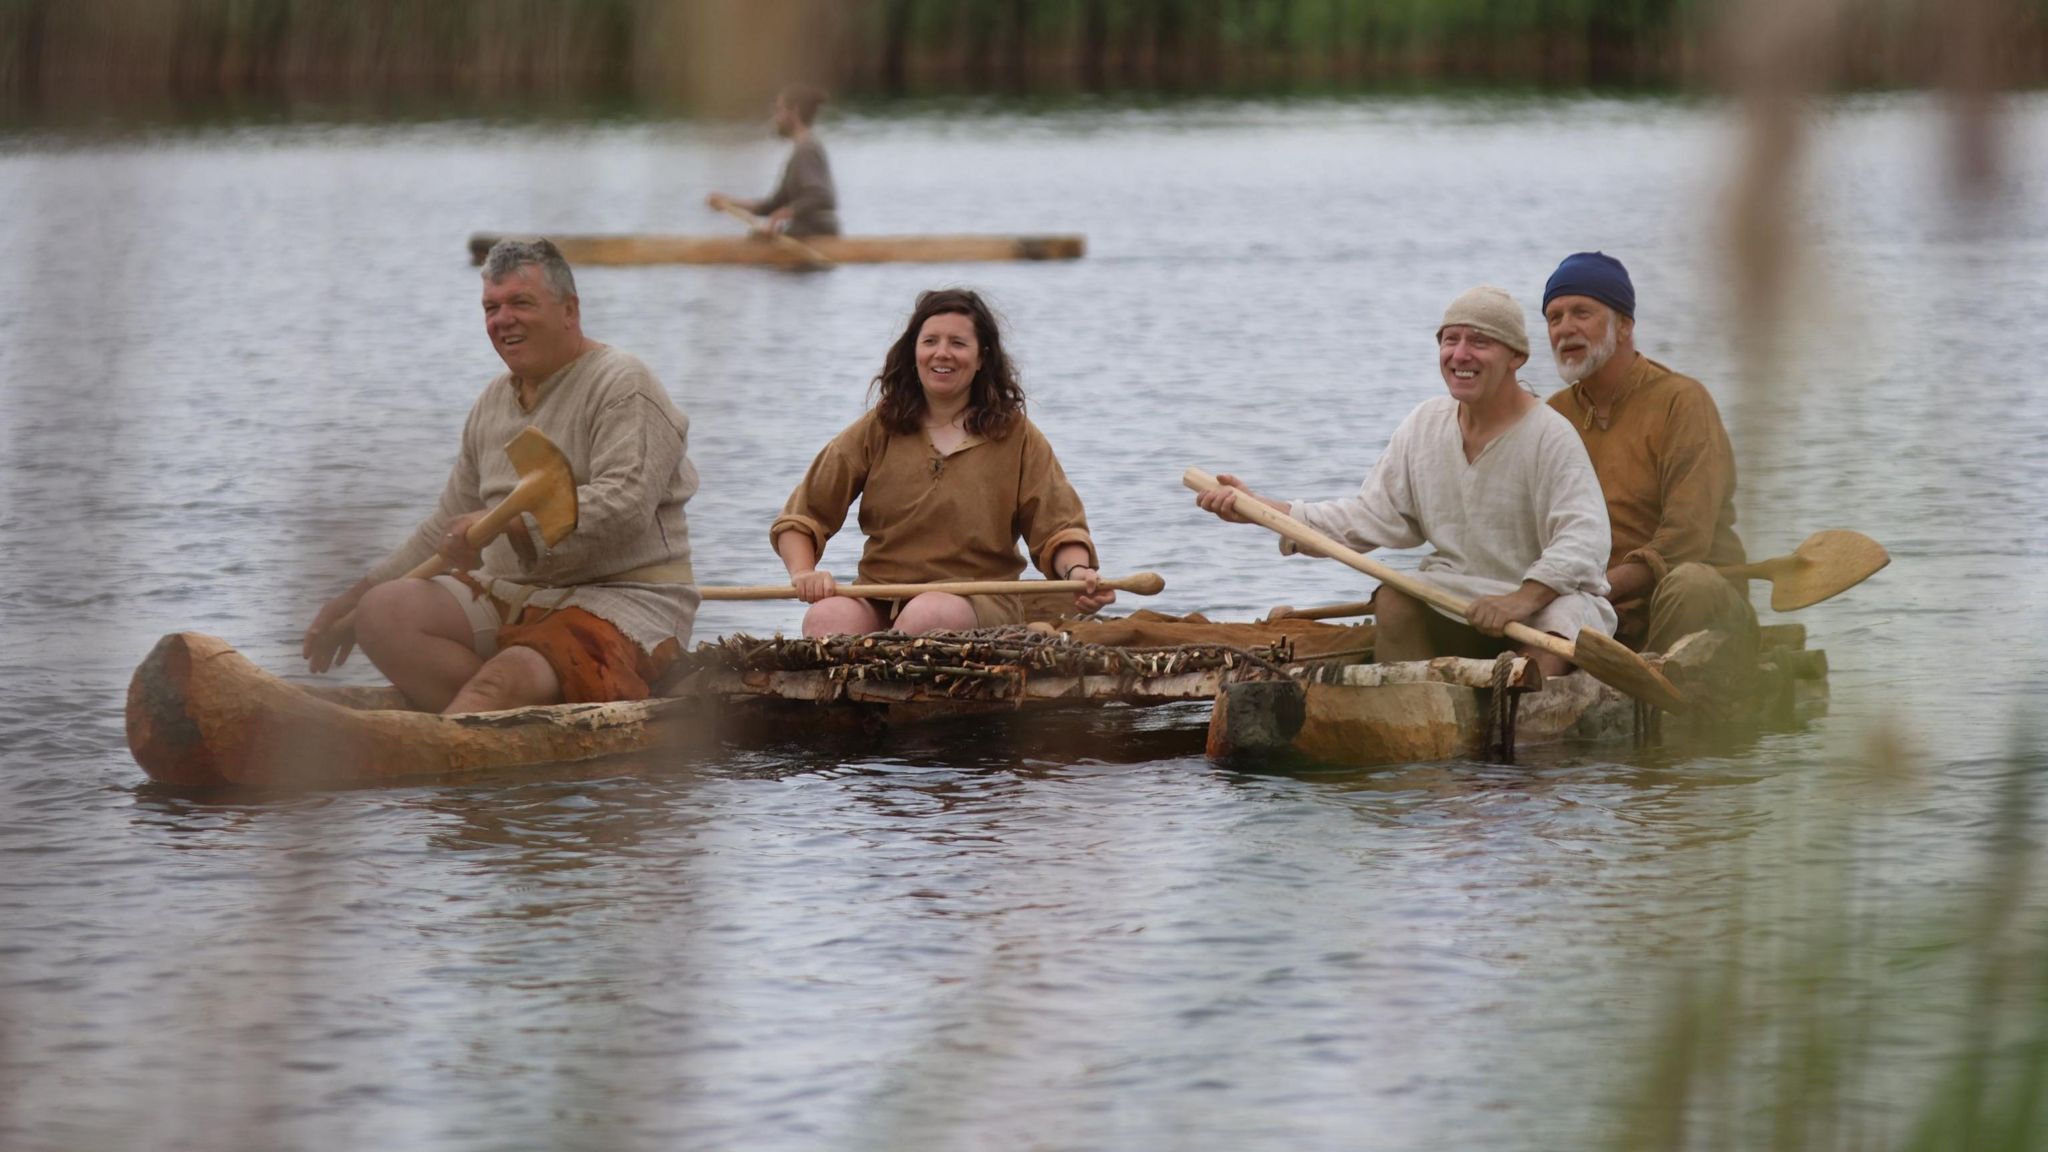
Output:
top-left (2, 95), bottom-right (2045, 1150)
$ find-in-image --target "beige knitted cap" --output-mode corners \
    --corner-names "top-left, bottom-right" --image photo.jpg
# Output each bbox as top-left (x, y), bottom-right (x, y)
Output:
top-left (1437, 285), bottom-right (1529, 355)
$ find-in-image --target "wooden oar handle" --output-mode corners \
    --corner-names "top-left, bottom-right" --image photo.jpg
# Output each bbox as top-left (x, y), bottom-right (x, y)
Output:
top-left (699, 572), bottom-right (1166, 602)
top-left (1715, 557), bottom-right (1789, 582)
top-left (1182, 468), bottom-right (1574, 661)
top-left (1267, 600), bottom-right (1375, 622)
top-left (716, 202), bottom-right (833, 268)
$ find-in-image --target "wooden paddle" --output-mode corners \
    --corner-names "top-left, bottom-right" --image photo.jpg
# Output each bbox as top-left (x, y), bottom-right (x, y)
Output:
top-left (714, 201), bottom-right (834, 270)
top-left (310, 427), bottom-right (579, 654)
top-left (1266, 530), bottom-right (1891, 621)
top-left (1184, 468), bottom-right (1685, 711)
top-left (699, 572), bottom-right (1165, 602)
top-left (1718, 530), bottom-right (1889, 611)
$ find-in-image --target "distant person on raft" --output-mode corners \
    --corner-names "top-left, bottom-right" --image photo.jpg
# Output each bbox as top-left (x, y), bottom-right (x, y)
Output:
top-left (301, 238), bottom-right (701, 714)
top-left (1194, 286), bottom-right (1616, 678)
top-left (771, 288), bottom-right (1115, 637)
top-left (706, 84), bottom-right (841, 238)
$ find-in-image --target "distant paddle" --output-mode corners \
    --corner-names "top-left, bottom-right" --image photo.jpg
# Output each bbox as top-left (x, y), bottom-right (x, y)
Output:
top-left (699, 573), bottom-right (1165, 602)
top-left (712, 201), bottom-right (834, 271)
top-left (1184, 467), bottom-right (1685, 711)
top-left (1267, 530), bottom-right (1890, 621)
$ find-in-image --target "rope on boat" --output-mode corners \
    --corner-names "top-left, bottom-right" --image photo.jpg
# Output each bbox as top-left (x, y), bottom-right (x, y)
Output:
top-left (1487, 651), bottom-right (1519, 763)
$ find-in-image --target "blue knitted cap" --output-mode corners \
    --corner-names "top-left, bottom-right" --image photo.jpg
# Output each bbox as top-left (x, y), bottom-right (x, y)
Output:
top-left (1543, 251), bottom-right (1635, 317)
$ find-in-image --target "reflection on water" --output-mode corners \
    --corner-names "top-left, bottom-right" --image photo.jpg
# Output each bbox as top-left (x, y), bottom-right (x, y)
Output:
top-left (2, 95), bottom-right (2045, 1149)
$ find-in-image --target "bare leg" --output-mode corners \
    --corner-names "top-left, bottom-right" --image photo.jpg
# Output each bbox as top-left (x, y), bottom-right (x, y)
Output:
top-left (802, 597), bottom-right (888, 637)
top-left (1369, 586), bottom-right (1436, 664)
top-left (894, 592), bottom-right (980, 634)
top-left (1517, 643), bottom-right (1575, 679)
top-left (354, 580), bottom-right (485, 712)
top-left (444, 646), bottom-right (562, 714)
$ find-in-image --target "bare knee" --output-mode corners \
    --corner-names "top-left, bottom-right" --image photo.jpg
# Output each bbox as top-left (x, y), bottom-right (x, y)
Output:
top-left (445, 647), bottom-right (560, 714)
top-left (802, 597), bottom-right (884, 637)
top-left (1371, 585), bottom-right (1438, 663)
top-left (1373, 586), bottom-right (1426, 629)
top-left (894, 592), bottom-right (977, 634)
top-left (356, 580), bottom-right (462, 656)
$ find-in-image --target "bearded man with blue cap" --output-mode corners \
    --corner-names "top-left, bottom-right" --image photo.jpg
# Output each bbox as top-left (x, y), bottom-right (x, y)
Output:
top-left (1540, 252), bottom-right (1758, 661)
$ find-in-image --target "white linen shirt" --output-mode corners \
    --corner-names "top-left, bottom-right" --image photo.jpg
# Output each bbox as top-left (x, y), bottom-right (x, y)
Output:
top-left (1287, 394), bottom-right (1617, 639)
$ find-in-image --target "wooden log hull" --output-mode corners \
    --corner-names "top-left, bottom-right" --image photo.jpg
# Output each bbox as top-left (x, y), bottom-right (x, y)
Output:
top-left (467, 232), bottom-right (1086, 267)
top-left (1208, 632), bottom-right (1828, 768)
top-left (126, 631), bottom-right (1254, 789)
top-left (126, 623), bottom-right (1833, 787)
top-left (126, 633), bottom-right (703, 789)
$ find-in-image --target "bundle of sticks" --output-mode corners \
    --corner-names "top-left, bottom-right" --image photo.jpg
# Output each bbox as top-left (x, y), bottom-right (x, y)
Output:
top-left (681, 627), bottom-right (1295, 692)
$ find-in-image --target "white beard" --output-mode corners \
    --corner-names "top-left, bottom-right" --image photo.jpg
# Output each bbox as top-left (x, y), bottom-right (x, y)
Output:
top-left (1553, 316), bottom-right (1618, 384)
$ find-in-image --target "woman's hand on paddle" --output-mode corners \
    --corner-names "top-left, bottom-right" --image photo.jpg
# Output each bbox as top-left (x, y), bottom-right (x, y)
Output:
top-left (1068, 565), bottom-right (1116, 613)
top-left (303, 578), bottom-right (370, 672)
top-left (437, 512), bottom-right (486, 572)
top-left (791, 569), bottom-right (838, 603)
top-left (705, 192), bottom-right (731, 211)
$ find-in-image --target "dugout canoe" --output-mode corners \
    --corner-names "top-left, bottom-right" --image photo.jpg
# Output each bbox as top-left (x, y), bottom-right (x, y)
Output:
top-left (466, 232), bottom-right (1085, 267)
top-left (124, 621), bottom-right (1307, 790)
top-left (1206, 624), bottom-right (1829, 767)
top-left (126, 632), bottom-right (715, 789)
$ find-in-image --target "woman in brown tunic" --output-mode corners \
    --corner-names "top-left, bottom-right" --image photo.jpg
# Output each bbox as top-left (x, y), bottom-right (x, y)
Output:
top-left (771, 289), bottom-right (1115, 637)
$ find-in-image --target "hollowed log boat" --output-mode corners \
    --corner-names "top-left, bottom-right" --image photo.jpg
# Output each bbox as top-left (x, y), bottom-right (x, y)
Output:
top-left (1206, 623), bottom-right (1827, 765)
top-left (466, 232), bottom-right (1085, 268)
top-left (125, 617), bottom-right (1824, 790)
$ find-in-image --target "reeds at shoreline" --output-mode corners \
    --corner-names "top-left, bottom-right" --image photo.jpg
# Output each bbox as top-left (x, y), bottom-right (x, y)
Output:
top-left (4, 0), bottom-right (2046, 125)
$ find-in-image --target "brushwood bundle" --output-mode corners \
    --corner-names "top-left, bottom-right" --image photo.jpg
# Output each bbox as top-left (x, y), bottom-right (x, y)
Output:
top-left (681, 627), bottom-right (1294, 694)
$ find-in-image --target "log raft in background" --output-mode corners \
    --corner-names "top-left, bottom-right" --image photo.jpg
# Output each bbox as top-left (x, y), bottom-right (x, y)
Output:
top-left (467, 233), bottom-right (1087, 267)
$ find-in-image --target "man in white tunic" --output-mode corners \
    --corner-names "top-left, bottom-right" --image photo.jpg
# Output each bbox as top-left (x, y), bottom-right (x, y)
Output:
top-left (301, 238), bottom-right (700, 713)
top-left (1196, 286), bottom-right (1614, 676)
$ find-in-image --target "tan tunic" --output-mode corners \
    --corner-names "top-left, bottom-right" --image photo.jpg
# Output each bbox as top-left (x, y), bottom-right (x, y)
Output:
top-left (366, 345), bottom-right (701, 654)
top-left (1546, 354), bottom-right (1746, 637)
top-left (771, 409), bottom-right (1096, 585)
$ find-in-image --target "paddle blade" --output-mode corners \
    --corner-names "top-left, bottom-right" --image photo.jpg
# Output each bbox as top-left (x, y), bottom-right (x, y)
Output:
top-left (1771, 530), bottom-right (1889, 612)
top-left (501, 427), bottom-right (579, 544)
top-left (1572, 627), bottom-right (1687, 712)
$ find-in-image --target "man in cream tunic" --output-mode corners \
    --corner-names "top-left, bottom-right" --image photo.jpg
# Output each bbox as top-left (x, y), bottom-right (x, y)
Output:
top-left (1196, 286), bottom-right (1614, 676)
top-left (302, 238), bottom-right (700, 713)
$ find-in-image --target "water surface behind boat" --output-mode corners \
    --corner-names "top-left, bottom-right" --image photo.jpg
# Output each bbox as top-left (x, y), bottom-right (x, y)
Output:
top-left (3, 97), bottom-right (2045, 1149)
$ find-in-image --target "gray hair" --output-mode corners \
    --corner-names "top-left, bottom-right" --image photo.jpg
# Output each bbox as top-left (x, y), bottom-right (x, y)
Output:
top-left (481, 237), bottom-right (578, 302)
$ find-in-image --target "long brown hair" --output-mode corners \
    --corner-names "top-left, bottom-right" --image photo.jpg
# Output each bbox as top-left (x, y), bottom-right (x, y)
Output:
top-left (871, 288), bottom-right (1026, 440)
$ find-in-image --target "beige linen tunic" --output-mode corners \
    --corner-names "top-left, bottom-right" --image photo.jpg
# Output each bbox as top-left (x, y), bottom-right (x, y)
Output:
top-left (771, 409), bottom-right (1096, 585)
top-left (366, 346), bottom-right (701, 654)
top-left (1286, 394), bottom-right (1618, 640)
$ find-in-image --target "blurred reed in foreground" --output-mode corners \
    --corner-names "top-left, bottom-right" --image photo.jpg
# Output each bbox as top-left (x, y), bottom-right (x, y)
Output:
top-left (1608, 720), bottom-right (2047, 1151)
top-left (4, 0), bottom-right (2047, 124)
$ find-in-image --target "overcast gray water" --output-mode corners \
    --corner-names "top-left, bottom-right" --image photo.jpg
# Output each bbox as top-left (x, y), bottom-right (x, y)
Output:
top-left (2, 95), bottom-right (2045, 1150)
